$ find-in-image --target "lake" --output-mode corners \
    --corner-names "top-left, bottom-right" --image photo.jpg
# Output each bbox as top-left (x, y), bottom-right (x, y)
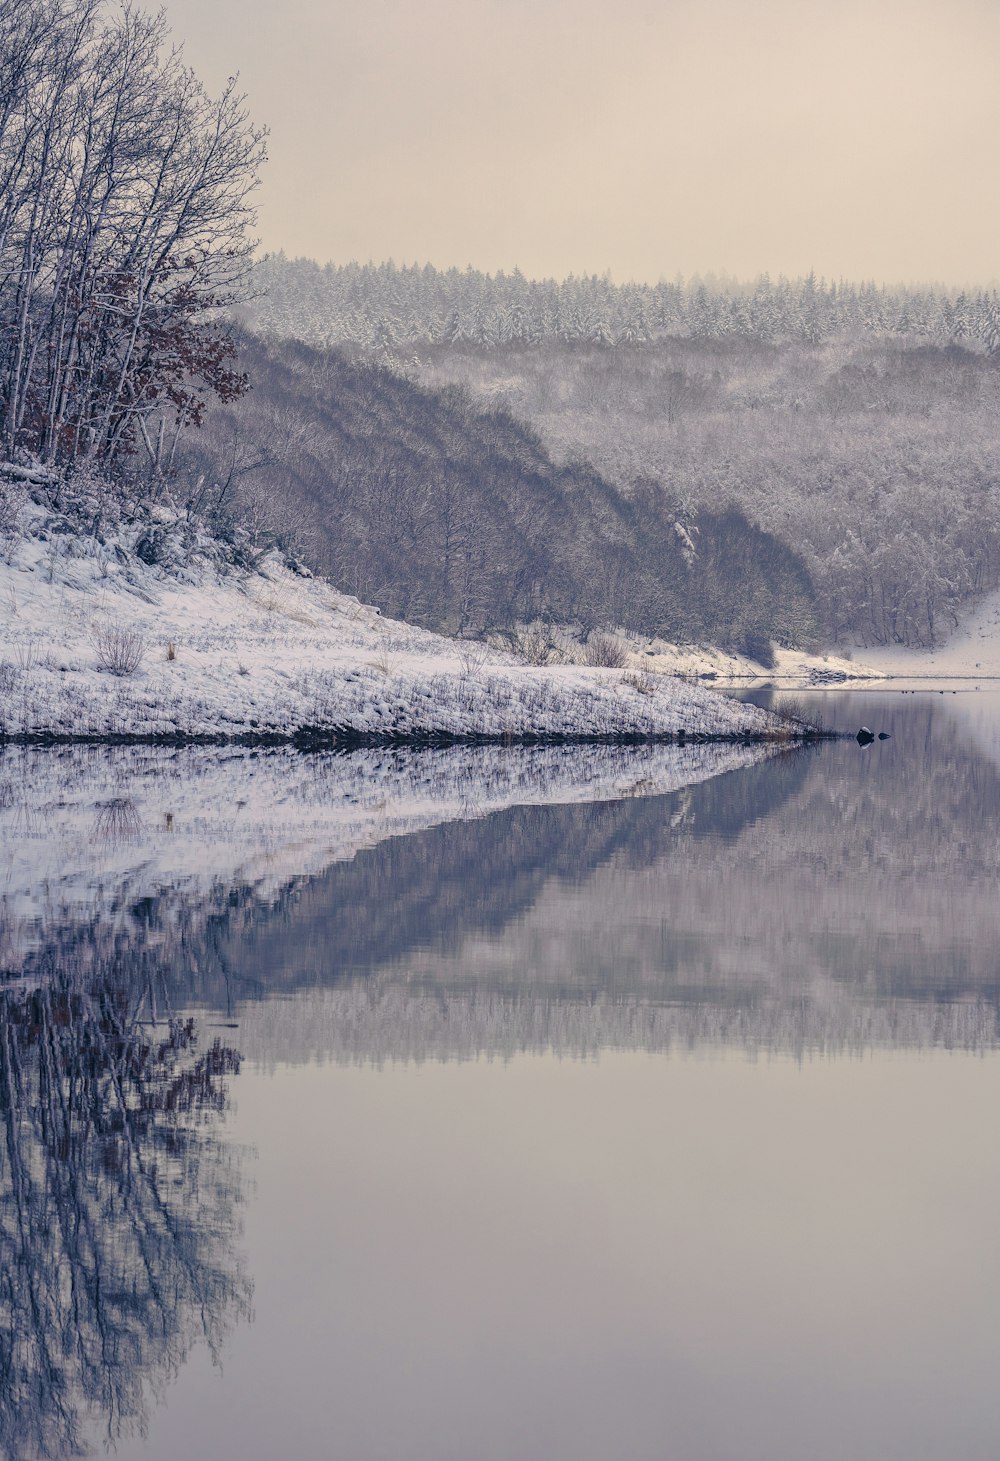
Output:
top-left (3, 687), bottom-right (1000, 1461)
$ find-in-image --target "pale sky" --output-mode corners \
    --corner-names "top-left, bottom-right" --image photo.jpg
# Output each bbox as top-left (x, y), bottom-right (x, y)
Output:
top-left (161, 0), bottom-right (1000, 286)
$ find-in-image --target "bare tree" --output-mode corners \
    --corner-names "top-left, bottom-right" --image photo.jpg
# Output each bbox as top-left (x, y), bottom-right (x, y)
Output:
top-left (0, 0), bottom-right (266, 474)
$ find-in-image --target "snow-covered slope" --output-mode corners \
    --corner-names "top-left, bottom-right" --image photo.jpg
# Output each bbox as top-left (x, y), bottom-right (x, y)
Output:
top-left (860, 586), bottom-right (1000, 678)
top-left (637, 637), bottom-right (879, 683)
top-left (0, 495), bottom-right (787, 742)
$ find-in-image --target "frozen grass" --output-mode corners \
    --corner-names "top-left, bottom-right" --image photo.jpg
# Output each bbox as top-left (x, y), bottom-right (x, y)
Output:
top-left (0, 495), bottom-right (793, 744)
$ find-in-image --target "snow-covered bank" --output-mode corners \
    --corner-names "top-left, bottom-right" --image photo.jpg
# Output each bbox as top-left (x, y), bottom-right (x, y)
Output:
top-left (860, 585), bottom-right (1000, 678)
top-left (0, 739), bottom-right (784, 966)
top-left (637, 637), bottom-right (881, 684)
top-left (0, 494), bottom-right (795, 742)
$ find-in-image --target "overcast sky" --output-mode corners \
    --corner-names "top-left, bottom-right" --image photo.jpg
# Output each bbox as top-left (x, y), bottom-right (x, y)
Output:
top-left (161, 0), bottom-right (999, 286)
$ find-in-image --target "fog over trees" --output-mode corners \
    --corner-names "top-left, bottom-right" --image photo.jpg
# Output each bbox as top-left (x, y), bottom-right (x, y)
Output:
top-left (246, 256), bottom-right (1000, 356)
top-left (414, 337), bottom-right (1000, 648)
top-left (2, 0), bottom-right (996, 654)
top-left (241, 257), bottom-right (1000, 648)
top-left (177, 333), bottom-right (817, 654)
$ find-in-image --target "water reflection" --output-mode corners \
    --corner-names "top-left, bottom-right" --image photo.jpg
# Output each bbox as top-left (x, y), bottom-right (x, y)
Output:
top-left (4, 696), bottom-right (1000, 1454)
top-left (4, 692), bottom-right (1000, 1070)
top-left (198, 692), bottom-right (1000, 1061)
top-left (0, 964), bottom-right (249, 1458)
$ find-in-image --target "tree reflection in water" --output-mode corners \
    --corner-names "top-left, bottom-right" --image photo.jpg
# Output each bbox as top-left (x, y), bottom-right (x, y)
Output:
top-left (0, 964), bottom-right (249, 1459)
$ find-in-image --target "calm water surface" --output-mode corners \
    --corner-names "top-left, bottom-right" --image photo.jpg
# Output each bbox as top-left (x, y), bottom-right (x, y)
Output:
top-left (3, 688), bottom-right (1000, 1461)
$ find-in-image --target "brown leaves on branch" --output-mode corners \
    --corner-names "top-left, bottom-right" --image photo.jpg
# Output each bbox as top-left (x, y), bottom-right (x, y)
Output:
top-left (0, 0), bottom-right (266, 472)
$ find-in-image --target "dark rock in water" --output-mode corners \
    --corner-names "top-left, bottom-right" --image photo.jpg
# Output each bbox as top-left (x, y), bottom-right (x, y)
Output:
top-left (878, 731), bottom-right (891, 740)
top-left (856, 727), bottom-right (875, 746)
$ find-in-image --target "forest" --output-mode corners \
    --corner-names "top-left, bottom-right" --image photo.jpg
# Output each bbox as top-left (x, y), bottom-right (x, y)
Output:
top-left (2, 0), bottom-right (998, 655)
top-left (177, 333), bottom-right (817, 656)
top-left (246, 256), bottom-right (1000, 355)
top-left (242, 257), bottom-right (1000, 647)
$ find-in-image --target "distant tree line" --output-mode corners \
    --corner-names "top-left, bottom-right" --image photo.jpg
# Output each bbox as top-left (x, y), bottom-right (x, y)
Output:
top-left (236, 260), bottom-right (1000, 648)
top-left (245, 255), bottom-right (1000, 356)
top-left (179, 334), bottom-right (818, 653)
top-left (407, 335), bottom-right (1000, 647)
top-left (0, 0), bottom-right (265, 470)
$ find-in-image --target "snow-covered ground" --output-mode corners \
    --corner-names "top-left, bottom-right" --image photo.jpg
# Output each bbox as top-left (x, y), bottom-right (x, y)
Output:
top-left (860, 586), bottom-right (1000, 678)
top-left (636, 637), bottom-right (879, 684)
top-left (0, 739), bottom-right (784, 967)
top-left (0, 493), bottom-right (795, 742)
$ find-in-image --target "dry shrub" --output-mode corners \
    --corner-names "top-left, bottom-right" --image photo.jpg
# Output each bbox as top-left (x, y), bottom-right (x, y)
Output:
top-left (621, 668), bottom-right (659, 696)
top-left (256, 587), bottom-right (316, 626)
top-left (456, 639), bottom-right (488, 676)
top-left (93, 621), bottom-right (146, 676)
top-left (586, 631), bottom-right (629, 668)
top-left (514, 624), bottom-right (553, 666)
top-left (13, 635), bottom-right (40, 672)
top-left (774, 694), bottom-right (824, 733)
top-left (369, 648), bottom-right (399, 677)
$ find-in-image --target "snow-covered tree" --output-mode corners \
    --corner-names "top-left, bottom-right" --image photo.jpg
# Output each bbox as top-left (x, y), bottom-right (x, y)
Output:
top-left (0, 0), bottom-right (266, 471)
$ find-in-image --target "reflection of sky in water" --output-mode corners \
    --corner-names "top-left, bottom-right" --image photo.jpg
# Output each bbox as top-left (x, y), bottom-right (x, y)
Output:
top-left (3, 689), bottom-right (1000, 1458)
top-left (113, 1049), bottom-right (1000, 1461)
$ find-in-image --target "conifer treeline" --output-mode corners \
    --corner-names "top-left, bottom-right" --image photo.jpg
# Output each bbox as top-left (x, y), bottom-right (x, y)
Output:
top-left (246, 255), bottom-right (1000, 355)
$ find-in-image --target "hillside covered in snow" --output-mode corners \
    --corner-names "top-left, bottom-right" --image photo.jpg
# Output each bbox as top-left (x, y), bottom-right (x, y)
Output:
top-left (0, 476), bottom-right (800, 744)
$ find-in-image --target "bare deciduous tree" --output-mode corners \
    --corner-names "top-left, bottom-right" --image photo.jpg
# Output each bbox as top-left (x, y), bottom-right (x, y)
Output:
top-left (0, 0), bottom-right (266, 473)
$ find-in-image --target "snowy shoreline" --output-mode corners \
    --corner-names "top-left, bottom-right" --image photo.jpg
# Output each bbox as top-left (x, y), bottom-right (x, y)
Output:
top-left (0, 730), bottom-right (793, 747)
top-left (0, 492), bottom-right (826, 745)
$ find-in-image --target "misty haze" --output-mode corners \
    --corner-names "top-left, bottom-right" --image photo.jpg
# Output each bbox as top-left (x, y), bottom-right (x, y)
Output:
top-left (2, 1), bottom-right (1000, 1458)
